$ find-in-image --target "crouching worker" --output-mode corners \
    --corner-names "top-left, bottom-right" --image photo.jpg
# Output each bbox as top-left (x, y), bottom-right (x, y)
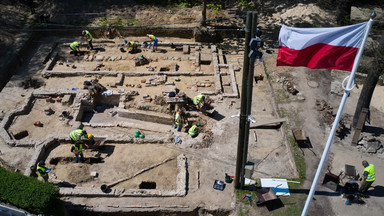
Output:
top-left (69, 41), bottom-right (80, 56)
top-left (193, 94), bottom-right (206, 110)
top-left (188, 123), bottom-right (201, 138)
top-left (36, 160), bottom-right (50, 182)
top-left (125, 40), bottom-right (138, 54)
top-left (69, 129), bottom-right (94, 163)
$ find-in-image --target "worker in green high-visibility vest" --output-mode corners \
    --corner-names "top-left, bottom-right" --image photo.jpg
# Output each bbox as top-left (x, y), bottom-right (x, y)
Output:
top-left (69, 41), bottom-right (80, 56)
top-left (193, 94), bottom-right (206, 111)
top-left (36, 160), bottom-right (50, 182)
top-left (188, 123), bottom-right (201, 138)
top-left (126, 41), bottom-right (138, 54)
top-left (82, 30), bottom-right (94, 50)
top-left (359, 160), bottom-right (375, 193)
top-left (69, 129), bottom-right (94, 163)
top-left (173, 109), bottom-right (184, 132)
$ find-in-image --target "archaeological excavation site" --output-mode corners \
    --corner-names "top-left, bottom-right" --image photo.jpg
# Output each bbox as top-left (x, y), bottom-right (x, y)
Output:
top-left (0, 26), bottom-right (298, 215)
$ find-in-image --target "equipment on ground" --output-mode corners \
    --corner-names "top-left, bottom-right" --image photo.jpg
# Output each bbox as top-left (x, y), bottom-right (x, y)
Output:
top-left (213, 180), bottom-right (225, 191)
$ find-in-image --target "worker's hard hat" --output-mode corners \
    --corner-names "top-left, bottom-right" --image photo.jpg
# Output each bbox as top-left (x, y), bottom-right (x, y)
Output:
top-left (124, 40), bottom-right (128, 44)
top-left (196, 123), bottom-right (201, 126)
top-left (87, 134), bottom-right (93, 139)
top-left (39, 160), bottom-right (45, 166)
top-left (82, 30), bottom-right (86, 35)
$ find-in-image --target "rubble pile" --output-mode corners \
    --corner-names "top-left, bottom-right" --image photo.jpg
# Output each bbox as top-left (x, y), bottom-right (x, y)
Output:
top-left (145, 75), bottom-right (167, 87)
top-left (316, 99), bottom-right (351, 137)
top-left (357, 137), bottom-right (383, 153)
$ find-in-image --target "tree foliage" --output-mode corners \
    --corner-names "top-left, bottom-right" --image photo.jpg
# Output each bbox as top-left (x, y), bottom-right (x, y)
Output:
top-left (0, 167), bottom-right (61, 214)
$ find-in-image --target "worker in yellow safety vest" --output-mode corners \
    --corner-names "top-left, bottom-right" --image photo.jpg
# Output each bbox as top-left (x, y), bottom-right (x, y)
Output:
top-left (193, 94), bottom-right (206, 110)
top-left (146, 34), bottom-right (158, 52)
top-left (188, 123), bottom-right (201, 137)
top-left (173, 109), bottom-right (183, 132)
top-left (71, 143), bottom-right (85, 163)
top-left (359, 160), bottom-right (375, 193)
top-left (70, 129), bottom-right (94, 145)
top-left (82, 30), bottom-right (94, 50)
top-left (70, 41), bottom-right (80, 56)
top-left (36, 160), bottom-right (50, 182)
top-left (127, 41), bottom-right (138, 53)
top-left (69, 129), bottom-right (94, 163)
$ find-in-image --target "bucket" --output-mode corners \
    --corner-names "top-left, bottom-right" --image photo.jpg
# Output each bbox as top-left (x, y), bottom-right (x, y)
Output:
top-left (135, 130), bottom-right (141, 135)
top-left (140, 134), bottom-right (145, 138)
top-left (134, 134), bottom-right (139, 138)
top-left (100, 184), bottom-right (109, 192)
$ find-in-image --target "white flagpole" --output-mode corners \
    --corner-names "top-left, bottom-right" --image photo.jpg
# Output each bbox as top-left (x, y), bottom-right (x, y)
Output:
top-left (301, 13), bottom-right (376, 216)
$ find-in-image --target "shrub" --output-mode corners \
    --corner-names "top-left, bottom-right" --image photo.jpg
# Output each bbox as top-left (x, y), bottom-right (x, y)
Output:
top-left (0, 167), bottom-right (61, 214)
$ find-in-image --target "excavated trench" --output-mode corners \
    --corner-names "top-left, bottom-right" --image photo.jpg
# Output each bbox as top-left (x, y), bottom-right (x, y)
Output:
top-left (1, 27), bottom-right (241, 215)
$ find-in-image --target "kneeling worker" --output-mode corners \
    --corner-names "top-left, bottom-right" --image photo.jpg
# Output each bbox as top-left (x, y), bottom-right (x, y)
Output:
top-left (36, 160), bottom-right (50, 182)
top-left (188, 123), bottom-right (201, 138)
top-left (70, 41), bottom-right (80, 56)
top-left (193, 94), bottom-right (206, 110)
top-left (69, 129), bottom-right (94, 163)
top-left (126, 40), bottom-right (138, 53)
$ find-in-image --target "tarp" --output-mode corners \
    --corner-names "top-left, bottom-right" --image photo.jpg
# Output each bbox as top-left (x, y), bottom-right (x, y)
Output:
top-left (260, 178), bottom-right (290, 196)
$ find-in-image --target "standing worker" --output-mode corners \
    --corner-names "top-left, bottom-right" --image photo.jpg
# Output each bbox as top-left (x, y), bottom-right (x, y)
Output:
top-left (70, 41), bottom-right (80, 56)
top-left (193, 94), bottom-right (206, 110)
top-left (173, 109), bottom-right (183, 132)
top-left (69, 129), bottom-right (94, 163)
top-left (359, 160), bottom-right (375, 193)
top-left (71, 142), bottom-right (86, 163)
top-left (188, 123), bottom-right (201, 138)
top-left (146, 34), bottom-right (158, 52)
top-left (82, 30), bottom-right (94, 50)
top-left (36, 160), bottom-right (50, 182)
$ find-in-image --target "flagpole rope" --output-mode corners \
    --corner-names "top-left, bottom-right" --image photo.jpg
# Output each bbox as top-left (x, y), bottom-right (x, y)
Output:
top-left (342, 75), bottom-right (356, 91)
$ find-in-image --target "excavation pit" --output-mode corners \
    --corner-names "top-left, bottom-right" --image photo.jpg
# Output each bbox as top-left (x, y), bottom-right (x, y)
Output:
top-left (42, 142), bottom-right (186, 196)
top-left (139, 181), bottom-right (157, 189)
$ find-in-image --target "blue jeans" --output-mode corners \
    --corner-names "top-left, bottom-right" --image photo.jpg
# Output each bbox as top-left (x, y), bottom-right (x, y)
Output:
top-left (75, 153), bottom-right (84, 163)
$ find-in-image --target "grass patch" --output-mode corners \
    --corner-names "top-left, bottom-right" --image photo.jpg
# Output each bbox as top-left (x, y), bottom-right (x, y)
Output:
top-left (275, 89), bottom-right (290, 104)
top-left (126, 19), bottom-right (140, 26)
top-left (239, 206), bottom-right (250, 216)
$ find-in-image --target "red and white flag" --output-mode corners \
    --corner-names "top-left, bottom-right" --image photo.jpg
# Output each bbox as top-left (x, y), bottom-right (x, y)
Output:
top-left (277, 22), bottom-right (368, 71)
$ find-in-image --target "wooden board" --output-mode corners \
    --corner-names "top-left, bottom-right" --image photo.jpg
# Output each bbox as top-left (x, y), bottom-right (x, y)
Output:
top-left (351, 108), bottom-right (368, 146)
top-left (250, 118), bottom-right (288, 128)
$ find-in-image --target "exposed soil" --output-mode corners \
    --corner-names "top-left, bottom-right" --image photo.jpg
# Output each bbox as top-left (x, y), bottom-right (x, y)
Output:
top-left (1, 1), bottom-right (384, 216)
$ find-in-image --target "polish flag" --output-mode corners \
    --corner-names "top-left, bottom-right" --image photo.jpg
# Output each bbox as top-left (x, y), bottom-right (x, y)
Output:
top-left (277, 22), bottom-right (368, 71)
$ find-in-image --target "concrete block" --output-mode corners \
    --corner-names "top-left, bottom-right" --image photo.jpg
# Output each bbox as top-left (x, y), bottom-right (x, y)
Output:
top-left (95, 56), bottom-right (104, 61)
top-left (163, 85), bottom-right (177, 94)
top-left (200, 48), bottom-right (212, 64)
top-left (183, 45), bottom-right (190, 54)
top-left (91, 171), bottom-right (98, 177)
top-left (61, 95), bottom-right (73, 105)
top-left (115, 74), bottom-right (124, 86)
top-left (170, 62), bottom-right (178, 72)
